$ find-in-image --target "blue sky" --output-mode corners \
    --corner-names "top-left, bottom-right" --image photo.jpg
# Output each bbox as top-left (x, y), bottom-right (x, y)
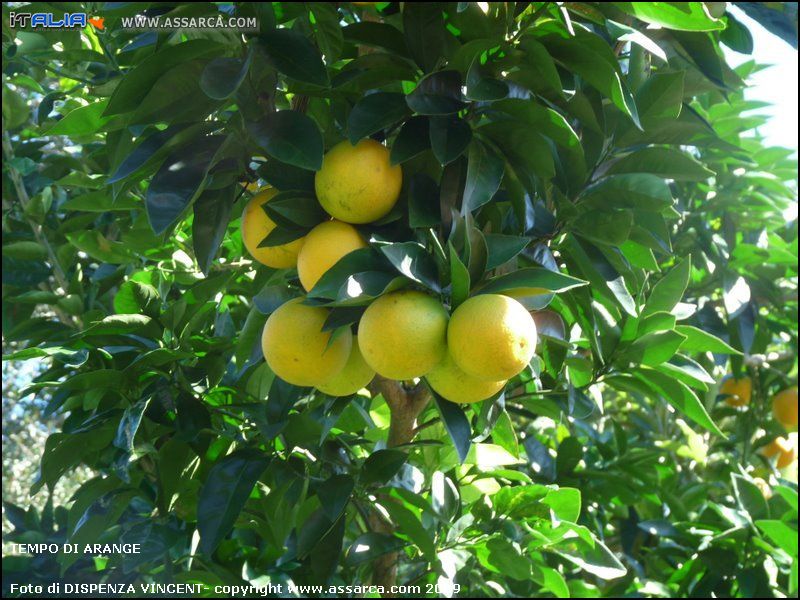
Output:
top-left (725, 8), bottom-right (798, 153)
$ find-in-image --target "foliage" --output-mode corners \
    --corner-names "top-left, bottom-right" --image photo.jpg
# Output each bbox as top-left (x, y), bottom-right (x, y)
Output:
top-left (2, 2), bottom-right (798, 597)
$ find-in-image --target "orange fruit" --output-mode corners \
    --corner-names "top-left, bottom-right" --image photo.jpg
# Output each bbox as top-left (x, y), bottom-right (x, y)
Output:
top-left (719, 376), bottom-right (752, 407)
top-left (772, 386), bottom-right (798, 430)
top-left (762, 436), bottom-right (797, 469)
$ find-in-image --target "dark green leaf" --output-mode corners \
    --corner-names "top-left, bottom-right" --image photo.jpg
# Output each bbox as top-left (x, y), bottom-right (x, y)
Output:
top-left (200, 51), bottom-right (252, 100)
top-left (430, 116), bottom-right (472, 166)
top-left (362, 449), bottom-right (408, 485)
top-left (249, 111), bottom-right (324, 171)
top-left (146, 136), bottom-right (227, 235)
top-left (462, 141), bottom-right (504, 213)
top-left (390, 117), bottom-right (430, 165)
top-left (260, 28), bottom-right (329, 87)
top-left (348, 92), bottom-right (411, 144)
top-left (432, 391), bottom-right (472, 463)
top-left (406, 70), bottom-right (466, 115)
top-left (345, 533), bottom-right (406, 567)
top-left (193, 185), bottom-right (235, 275)
top-left (198, 449), bottom-right (269, 554)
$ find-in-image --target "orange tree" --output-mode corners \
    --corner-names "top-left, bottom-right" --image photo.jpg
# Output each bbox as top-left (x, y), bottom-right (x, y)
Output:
top-left (2, 2), bottom-right (798, 597)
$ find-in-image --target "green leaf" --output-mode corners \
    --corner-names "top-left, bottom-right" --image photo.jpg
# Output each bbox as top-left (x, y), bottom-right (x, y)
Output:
top-left (480, 120), bottom-right (556, 184)
top-left (462, 141), bottom-right (504, 212)
top-left (755, 520), bottom-right (798, 556)
top-left (146, 135), bottom-right (227, 235)
top-left (348, 92), bottom-right (411, 144)
top-left (200, 51), bottom-right (252, 100)
top-left (262, 190), bottom-right (327, 228)
top-left (234, 307), bottom-right (267, 370)
top-left (258, 159), bottom-right (315, 192)
top-left (113, 279), bottom-right (159, 315)
top-left (643, 258), bottom-right (691, 317)
top-left (82, 314), bottom-right (153, 336)
top-left (345, 532), bottom-right (406, 567)
top-left (104, 40), bottom-right (225, 116)
top-left (65, 230), bottom-right (136, 264)
top-left (732, 474), bottom-right (770, 521)
top-left (543, 487), bottom-right (582, 523)
top-left (362, 449), bottom-right (407, 485)
top-left (614, 2), bottom-right (725, 31)
top-left (408, 173), bottom-right (440, 228)
top-left (449, 242), bottom-right (471, 308)
top-left (380, 242), bottom-right (441, 292)
top-left (379, 498), bottom-right (436, 561)
top-left (479, 267), bottom-right (587, 296)
top-left (622, 330), bottom-right (687, 367)
top-left (541, 30), bottom-right (640, 127)
top-left (403, 3), bottom-right (451, 72)
top-left (480, 538), bottom-right (532, 580)
top-left (656, 354), bottom-right (715, 390)
top-left (249, 111), bottom-right (324, 171)
top-left (109, 123), bottom-right (210, 184)
top-left (572, 209), bottom-right (633, 247)
top-left (533, 565), bottom-right (570, 598)
top-left (308, 2), bottom-right (344, 63)
top-left (193, 185), bottom-right (234, 275)
top-left (406, 70), bottom-right (466, 115)
top-left (676, 325), bottom-right (742, 354)
top-left (390, 117), bottom-right (430, 165)
top-left (2, 241), bottom-right (47, 261)
top-left (634, 368), bottom-right (724, 437)
top-left (430, 116), bottom-right (472, 166)
top-left (580, 174), bottom-right (674, 211)
top-left (198, 449), bottom-right (269, 555)
top-left (260, 28), bottom-right (329, 87)
top-left (432, 391), bottom-right (472, 463)
top-left (551, 532), bottom-right (627, 580)
top-left (317, 474), bottom-right (354, 522)
top-left (635, 71), bottom-right (685, 125)
top-left (343, 21), bottom-right (409, 57)
top-left (607, 148), bottom-right (715, 181)
top-left (484, 234), bottom-right (530, 270)
top-left (45, 100), bottom-right (113, 136)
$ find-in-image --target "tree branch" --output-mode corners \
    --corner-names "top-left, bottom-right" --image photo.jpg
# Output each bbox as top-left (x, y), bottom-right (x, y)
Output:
top-left (366, 376), bottom-right (431, 594)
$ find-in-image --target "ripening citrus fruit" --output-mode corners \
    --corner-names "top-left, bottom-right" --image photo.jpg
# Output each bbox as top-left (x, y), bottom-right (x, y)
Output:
top-left (315, 139), bottom-right (402, 224)
top-left (358, 290), bottom-right (448, 380)
top-left (772, 386), bottom-right (798, 430)
top-left (316, 337), bottom-right (375, 396)
top-left (719, 376), bottom-right (752, 407)
top-left (297, 220), bottom-right (367, 292)
top-left (426, 352), bottom-right (506, 404)
top-left (762, 435), bottom-right (798, 469)
top-left (752, 477), bottom-right (772, 500)
top-left (262, 298), bottom-right (352, 387)
top-left (448, 294), bottom-right (537, 381)
top-left (241, 188), bottom-right (305, 269)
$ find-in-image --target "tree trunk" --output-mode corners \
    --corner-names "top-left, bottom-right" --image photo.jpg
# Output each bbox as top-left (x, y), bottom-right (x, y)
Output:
top-left (366, 376), bottom-right (431, 594)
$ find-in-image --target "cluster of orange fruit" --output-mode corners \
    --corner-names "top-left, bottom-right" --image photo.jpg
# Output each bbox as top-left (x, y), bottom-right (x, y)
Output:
top-left (720, 377), bottom-right (798, 469)
top-left (242, 140), bottom-right (537, 404)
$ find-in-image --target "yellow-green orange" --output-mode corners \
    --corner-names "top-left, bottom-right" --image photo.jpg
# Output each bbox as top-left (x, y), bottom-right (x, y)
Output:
top-left (448, 294), bottom-right (537, 381)
top-left (773, 386), bottom-right (798, 430)
top-left (358, 290), bottom-right (448, 380)
top-left (315, 139), bottom-right (402, 224)
top-left (261, 299), bottom-right (352, 387)
top-left (241, 188), bottom-right (304, 268)
top-left (316, 337), bottom-right (375, 396)
top-left (297, 220), bottom-right (367, 292)
top-left (720, 376), bottom-right (752, 407)
top-left (426, 352), bottom-right (506, 404)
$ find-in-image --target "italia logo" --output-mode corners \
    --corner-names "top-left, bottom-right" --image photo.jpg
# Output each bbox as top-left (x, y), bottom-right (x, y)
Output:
top-left (9, 12), bottom-right (105, 30)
